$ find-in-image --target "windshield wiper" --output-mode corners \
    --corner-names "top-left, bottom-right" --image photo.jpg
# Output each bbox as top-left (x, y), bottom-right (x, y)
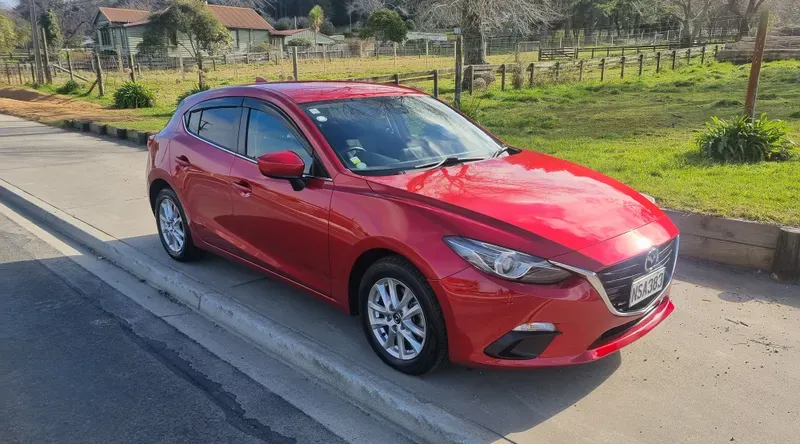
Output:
top-left (413, 156), bottom-right (486, 170)
top-left (492, 145), bottom-right (518, 158)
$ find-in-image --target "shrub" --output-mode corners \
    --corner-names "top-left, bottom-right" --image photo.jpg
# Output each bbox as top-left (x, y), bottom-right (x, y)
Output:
top-left (713, 99), bottom-right (742, 107)
top-left (250, 42), bottom-right (274, 53)
top-left (673, 80), bottom-right (695, 87)
top-left (176, 83), bottom-right (210, 105)
top-left (509, 62), bottom-right (525, 89)
top-left (113, 82), bottom-right (156, 109)
top-left (56, 79), bottom-right (82, 95)
top-left (789, 111), bottom-right (800, 119)
top-left (462, 70), bottom-right (495, 90)
top-left (287, 37), bottom-right (312, 47)
top-left (472, 77), bottom-right (487, 90)
top-left (698, 114), bottom-right (794, 162)
top-left (456, 97), bottom-right (482, 121)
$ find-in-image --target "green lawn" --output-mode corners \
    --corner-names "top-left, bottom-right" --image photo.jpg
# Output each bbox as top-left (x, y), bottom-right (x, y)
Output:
top-left (31, 58), bottom-right (800, 225)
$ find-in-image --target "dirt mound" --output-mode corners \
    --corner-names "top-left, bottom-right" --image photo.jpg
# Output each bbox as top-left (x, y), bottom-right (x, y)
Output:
top-left (0, 87), bottom-right (137, 125)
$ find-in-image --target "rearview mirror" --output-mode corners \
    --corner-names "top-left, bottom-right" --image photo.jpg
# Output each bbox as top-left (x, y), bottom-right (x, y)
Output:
top-left (257, 151), bottom-right (306, 191)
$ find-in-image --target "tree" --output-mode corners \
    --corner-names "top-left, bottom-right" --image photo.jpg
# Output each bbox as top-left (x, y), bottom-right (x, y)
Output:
top-left (723, 0), bottom-right (767, 35)
top-left (0, 15), bottom-right (16, 54)
top-left (320, 19), bottom-right (336, 35)
top-left (13, 0), bottom-right (105, 47)
top-left (664, 0), bottom-right (721, 44)
top-left (142, 0), bottom-right (232, 70)
top-left (274, 17), bottom-right (293, 29)
top-left (287, 37), bottom-right (313, 46)
top-left (308, 5), bottom-right (324, 45)
top-left (359, 8), bottom-right (407, 44)
top-left (406, 0), bottom-right (560, 65)
top-left (40, 9), bottom-right (64, 50)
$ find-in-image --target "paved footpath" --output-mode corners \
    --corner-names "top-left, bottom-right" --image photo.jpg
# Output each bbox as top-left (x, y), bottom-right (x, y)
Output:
top-left (1, 114), bottom-right (799, 444)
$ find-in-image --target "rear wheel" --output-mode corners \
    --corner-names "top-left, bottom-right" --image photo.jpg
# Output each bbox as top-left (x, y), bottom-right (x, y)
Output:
top-left (155, 188), bottom-right (199, 261)
top-left (359, 256), bottom-right (448, 375)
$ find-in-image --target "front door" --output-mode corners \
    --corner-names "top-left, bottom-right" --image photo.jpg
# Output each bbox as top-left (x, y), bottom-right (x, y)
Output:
top-left (171, 98), bottom-right (242, 253)
top-left (228, 99), bottom-right (334, 295)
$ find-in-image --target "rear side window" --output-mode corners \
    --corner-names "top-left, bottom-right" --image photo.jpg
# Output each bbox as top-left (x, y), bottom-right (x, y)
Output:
top-left (185, 107), bottom-right (240, 150)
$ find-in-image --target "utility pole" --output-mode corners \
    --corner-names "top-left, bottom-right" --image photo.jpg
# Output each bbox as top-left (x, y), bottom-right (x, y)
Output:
top-left (29, 0), bottom-right (44, 84)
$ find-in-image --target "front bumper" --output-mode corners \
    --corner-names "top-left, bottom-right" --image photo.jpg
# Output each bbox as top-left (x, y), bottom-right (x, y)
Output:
top-left (431, 266), bottom-right (674, 368)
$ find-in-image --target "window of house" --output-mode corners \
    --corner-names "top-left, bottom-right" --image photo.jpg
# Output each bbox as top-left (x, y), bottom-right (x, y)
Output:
top-left (233, 30), bottom-right (240, 48)
top-left (169, 31), bottom-right (178, 47)
top-left (100, 28), bottom-right (110, 46)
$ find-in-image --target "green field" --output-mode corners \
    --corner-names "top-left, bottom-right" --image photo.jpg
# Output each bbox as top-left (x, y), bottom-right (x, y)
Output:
top-left (28, 57), bottom-right (800, 226)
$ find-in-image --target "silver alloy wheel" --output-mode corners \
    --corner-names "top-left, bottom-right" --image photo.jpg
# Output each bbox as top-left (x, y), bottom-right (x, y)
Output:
top-left (367, 277), bottom-right (427, 360)
top-left (159, 198), bottom-right (185, 253)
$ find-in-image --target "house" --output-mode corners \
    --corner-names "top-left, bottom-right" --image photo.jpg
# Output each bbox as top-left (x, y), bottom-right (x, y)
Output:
top-left (92, 5), bottom-right (277, 56)
top-left (269, 28), bottom-right (336, 47)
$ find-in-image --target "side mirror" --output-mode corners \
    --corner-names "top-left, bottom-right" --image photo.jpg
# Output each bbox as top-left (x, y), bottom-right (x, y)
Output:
top-left (257, 151), bottom-right (306, 191)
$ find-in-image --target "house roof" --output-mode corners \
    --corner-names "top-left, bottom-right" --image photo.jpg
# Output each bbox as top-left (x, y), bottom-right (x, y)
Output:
top-left (121, 5), bottom-right (273, 31)
top-left (98, 7), bottom-right (150, 24)
top-left (206, 5), bottom-right (273, 31)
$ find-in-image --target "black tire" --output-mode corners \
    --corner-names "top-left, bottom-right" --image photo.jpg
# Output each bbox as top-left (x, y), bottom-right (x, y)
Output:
top-left (154, 188), bottom-right (199, 262)
top-left (359, 256), bottom-right (448, 375)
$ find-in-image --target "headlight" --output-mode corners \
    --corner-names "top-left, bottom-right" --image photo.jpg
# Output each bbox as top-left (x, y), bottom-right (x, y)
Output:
top-left (443, 237), bottom-right (572, 284)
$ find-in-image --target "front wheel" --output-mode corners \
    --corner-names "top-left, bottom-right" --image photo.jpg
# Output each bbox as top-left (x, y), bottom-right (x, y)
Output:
top-left (359, 256), bottom-right (448, 375)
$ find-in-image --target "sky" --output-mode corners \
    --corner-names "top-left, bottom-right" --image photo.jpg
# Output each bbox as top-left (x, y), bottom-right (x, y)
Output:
top-left (1, 0), bottom-right (18, 9)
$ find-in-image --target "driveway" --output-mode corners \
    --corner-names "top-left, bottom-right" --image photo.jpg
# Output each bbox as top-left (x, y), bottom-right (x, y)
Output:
top-left (0, 114), bottom-right (798, 443)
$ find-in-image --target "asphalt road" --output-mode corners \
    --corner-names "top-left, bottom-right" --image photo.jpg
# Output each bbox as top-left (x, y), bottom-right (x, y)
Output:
top-left (0, 212), bottom-right (347, 444)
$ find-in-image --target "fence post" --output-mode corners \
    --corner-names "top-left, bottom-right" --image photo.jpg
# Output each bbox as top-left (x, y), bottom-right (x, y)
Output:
top-left (467, 65), bottom-right (474, 95)
top-left (291, 47), bottom-right (299, 81)
top-left (29, 62), bottom-right (35, 83)
top-left (600, 58), bottom-right (605, 81)
top-left (137, 63), bottom-right (142, 79)
top-left (245, 53), bottom-right (249, 64)
top-left (687, 48), bottom-right (692, 65)
top-left (94, 52), bottom-right (105, 96)
top-left (537, 46), bottom-right (542, 61)
top-left (671, 50), bottom-right (677, 70)
top-left (212, 57), bottom-right (216, 71)
top-left (638, 53), bottom-right (644, 76)
top-left (579, 60), bottom-right (584, 81)
top-left (5, 63), bottom-right (10, 84)
top-left (621, 46), bottom-right (626, 56)
top-left (591, 48), bottom-right (595, 58)
top-left (129, 54), bottom-right (136, 82)
top-left (454, 35), bottom-right (463, 109)
top-left (394, 73), bottom-right (400, 85)
top-left (198, 69), bottom-right (206, 89)
top-left (41, 30), bottom-right (52, 84)
top-left (17, 62), bottom-right (23, 84)
top-left (606, 47), bottom-right (610, 57)
top-left (554, 61), bottom-right (560, 80)
top-left (656, 52), bottom-right (662, 73)
top-left (620, 56), bottom-right (625, 78)
top-left (500, 64), bottom-right (506, 91)
top-left (432, 69), bottom-right (438, 98)
top-left (66, 51), bottom-right (74, 81)
top-left (116, 45), bottom-right (123, 73)
top-left (701, 46), bottom-right (706, 64)
top-left (529, 63), bottom-right (535, 86)
top-left (714, 45), bottom-right (719, 59)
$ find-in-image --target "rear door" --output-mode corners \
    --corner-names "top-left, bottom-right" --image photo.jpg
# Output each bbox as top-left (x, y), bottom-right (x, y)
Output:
top-left (228, 98), bottom-right (334, 295)
top-left (171, 97), bottom-right (243, 253)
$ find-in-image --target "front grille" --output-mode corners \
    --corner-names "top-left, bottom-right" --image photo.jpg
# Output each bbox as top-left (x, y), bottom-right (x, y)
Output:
top-left (597, 238), bottom-right (677, 312)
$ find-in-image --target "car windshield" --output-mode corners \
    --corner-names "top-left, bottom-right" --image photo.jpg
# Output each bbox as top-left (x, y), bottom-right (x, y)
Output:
top-left (301, 95), bottom-right (504, 175)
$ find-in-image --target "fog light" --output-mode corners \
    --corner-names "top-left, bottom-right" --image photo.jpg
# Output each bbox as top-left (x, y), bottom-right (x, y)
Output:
top-left (512, 322), bottom-right (556, 332)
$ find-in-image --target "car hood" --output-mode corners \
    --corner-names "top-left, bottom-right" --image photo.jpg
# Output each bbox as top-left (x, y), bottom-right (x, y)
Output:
top-left (365, 150), bottom-right (664, 253)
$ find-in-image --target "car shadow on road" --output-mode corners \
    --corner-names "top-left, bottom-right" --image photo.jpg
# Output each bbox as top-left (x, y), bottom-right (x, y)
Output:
top-left (675, 257), bottom-right (800, 309)
top-left (114, 230), bottom-right (623, 441)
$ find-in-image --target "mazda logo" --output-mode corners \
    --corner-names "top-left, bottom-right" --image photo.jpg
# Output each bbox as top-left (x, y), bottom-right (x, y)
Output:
top-left (644, 248), bottom-right (660, 271)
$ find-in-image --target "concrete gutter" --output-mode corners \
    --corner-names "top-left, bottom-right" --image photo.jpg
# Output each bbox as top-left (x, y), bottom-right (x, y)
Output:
top-left (0, 177), bottom-right (508, 444)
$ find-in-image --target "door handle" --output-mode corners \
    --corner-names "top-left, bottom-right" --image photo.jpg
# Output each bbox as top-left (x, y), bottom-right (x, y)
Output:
top-left (175, 155), bottom-right (191, 168)
top-left (232, 180), bottom-right (252, 196)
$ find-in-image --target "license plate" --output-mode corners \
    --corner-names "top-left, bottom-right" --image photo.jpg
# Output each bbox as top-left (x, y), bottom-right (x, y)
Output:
top-left (629, 267), bottom-right (666, 307)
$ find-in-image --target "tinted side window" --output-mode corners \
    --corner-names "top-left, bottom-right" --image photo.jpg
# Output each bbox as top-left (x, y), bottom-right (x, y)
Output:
top-left (246, 108), bottom-right (312, 171)
top-left (185, 110), bottom-right (200, 134)
top-left (196, 107), bottom-right (240, 150)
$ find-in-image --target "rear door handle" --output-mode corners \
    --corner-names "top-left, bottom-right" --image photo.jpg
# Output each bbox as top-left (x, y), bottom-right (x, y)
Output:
top-left (232, 180), bottom-right (252, 196)
top-left (175, 155), bottom-right (191, 168)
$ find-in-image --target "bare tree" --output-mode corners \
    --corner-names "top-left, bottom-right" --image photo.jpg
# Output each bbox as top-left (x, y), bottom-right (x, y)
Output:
top-left (347, 0), bottom-right (395, 18)
top-left (662, 0), bottom-right (721, 44)
top-left (407, 0), bottom-right (560, 65)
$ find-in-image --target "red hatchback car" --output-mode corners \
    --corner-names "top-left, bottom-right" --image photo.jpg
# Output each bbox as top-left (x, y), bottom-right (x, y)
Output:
top-left (146, 82), bottom-right (678, 375)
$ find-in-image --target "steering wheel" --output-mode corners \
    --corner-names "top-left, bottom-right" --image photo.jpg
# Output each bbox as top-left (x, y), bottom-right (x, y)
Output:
top-left (344, 146), bottom-right (366, 160)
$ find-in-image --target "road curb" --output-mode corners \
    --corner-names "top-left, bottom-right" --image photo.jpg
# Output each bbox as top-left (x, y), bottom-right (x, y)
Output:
top-left (0, 178), bottom-right (506, 444)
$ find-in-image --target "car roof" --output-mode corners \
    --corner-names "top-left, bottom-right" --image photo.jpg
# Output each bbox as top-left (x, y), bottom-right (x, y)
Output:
top-left (250, 81), bottom-right (426, 104)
